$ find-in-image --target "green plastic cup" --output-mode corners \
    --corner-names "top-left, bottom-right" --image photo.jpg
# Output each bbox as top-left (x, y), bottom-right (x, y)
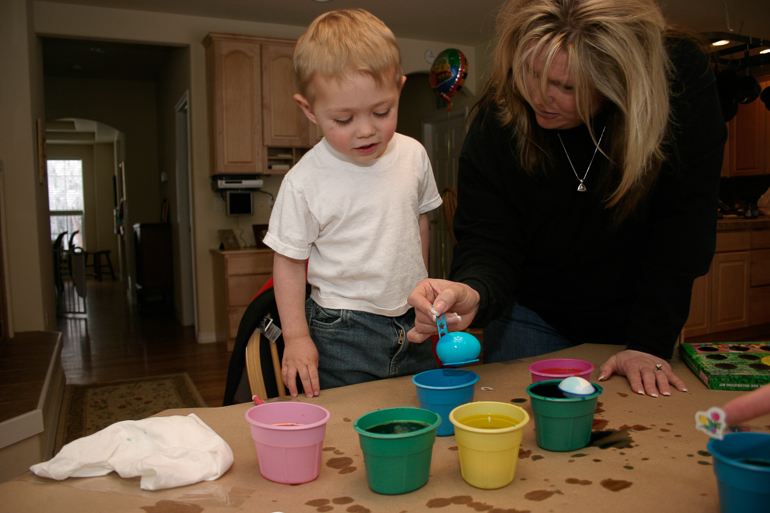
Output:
top-left (526, 379), bottom-right (603, 452)
top-left (353, 407), bottom-right (441, 495)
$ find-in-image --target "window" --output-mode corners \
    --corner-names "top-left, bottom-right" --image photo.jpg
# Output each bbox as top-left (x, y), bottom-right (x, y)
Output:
top-left (48, 160), bottom-right (84, 249)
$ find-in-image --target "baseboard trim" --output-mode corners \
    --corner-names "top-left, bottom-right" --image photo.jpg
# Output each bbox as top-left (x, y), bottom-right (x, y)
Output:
top-left (196, 331), bottom-right (218, 344)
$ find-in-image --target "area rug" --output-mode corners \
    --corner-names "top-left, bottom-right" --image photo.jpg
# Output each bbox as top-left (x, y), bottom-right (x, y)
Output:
top-left (55, 373), bottom-right (207, 453)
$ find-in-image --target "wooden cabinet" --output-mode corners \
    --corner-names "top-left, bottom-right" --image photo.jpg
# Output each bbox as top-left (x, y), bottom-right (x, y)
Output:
top-left (749, 229), bottom-right (770, 325)
top-left (685, 226), bottom-right (770, 337)
top-left (722, 77), bottom-right (770, 177)
top-left (203, 34), bottom-right (264, 175)
top-left (204, 33), bottom-right (318, 176)
top-left (757, 77), bottom-right (770, 175)
top-left (710, 251), bottom-right (751, 332)
top-left (261, 43), bottom-right (307, 148)
top-left (211, 248), bottom-right (273, 351)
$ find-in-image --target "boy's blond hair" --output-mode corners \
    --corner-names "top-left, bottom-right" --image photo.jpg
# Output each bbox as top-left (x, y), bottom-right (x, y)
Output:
top-left (294, 9), bottom-right (402, 100)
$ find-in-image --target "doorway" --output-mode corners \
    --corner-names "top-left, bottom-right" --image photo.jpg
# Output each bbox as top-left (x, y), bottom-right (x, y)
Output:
top-left (41, 36), bottom-right (189, 311)
top-left (175, 92), bottom-right (196, 329)
top-left (422, 108), bottom-right (469, 279)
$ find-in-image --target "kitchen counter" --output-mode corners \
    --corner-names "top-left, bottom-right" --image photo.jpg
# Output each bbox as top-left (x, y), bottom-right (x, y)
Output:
top-left (717, 216), bottom-right (770, 231)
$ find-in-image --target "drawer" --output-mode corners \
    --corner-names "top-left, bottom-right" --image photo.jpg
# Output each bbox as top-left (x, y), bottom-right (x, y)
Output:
top-left (751, 249), bottom-right (770, 287)
top-left (716, 231), bottom-right (751, 252)
top-left (228, 306), bottom-right (247, 339)
top-left (225, 251), bottom-right (273, 276)
top-left (226, 273), bottom-right (272, 306)
top-left (751, 229), bottom-right (770, 249)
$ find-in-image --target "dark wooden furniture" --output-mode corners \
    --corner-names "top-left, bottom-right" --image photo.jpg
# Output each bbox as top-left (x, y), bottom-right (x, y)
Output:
top-left (133, 223), bottom-right (173, 312)
top-left (85, 250), bottom-right (116, 281)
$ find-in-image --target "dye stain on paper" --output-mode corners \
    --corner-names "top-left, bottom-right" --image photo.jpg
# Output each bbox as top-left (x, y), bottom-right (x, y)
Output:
top-left (326, 456), bottom-right (356, 474)
top-left (140, 501), bottom-right (203, 513)
top-left (600, 478), bottom-right (633, 491)
top-left (588, 430), bottom-right (635, 449)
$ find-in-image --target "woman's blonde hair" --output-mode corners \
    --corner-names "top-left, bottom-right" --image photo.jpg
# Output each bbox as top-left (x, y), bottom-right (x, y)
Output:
top-left (294, 9), bottom-right (402, 100)
top-left (483, 0), bottom-right (672, 221)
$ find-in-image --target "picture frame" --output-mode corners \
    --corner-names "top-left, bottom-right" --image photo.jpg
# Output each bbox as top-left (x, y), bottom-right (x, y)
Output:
top-left (252, 224), bottom-right (269, 249)
top-left (217, 229), bottom-right (240, 250)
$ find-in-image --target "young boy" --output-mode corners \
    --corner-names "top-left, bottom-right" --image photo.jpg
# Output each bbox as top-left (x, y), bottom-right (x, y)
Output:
top-left (263, 9), bottom-right (442, 398)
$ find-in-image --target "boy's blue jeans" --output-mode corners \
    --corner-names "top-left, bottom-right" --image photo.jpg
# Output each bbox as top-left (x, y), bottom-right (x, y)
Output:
top-left (306, 298), bottom-right (438, 390)
top-left (483, 301), bottom-right (574, 362)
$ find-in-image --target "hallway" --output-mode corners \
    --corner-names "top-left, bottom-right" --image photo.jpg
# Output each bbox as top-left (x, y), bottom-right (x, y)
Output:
top-left (58, 279), bottom-right (231, 407)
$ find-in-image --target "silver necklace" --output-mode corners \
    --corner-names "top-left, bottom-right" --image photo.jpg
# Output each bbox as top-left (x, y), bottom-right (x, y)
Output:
top-left (557, 125), bottom-right (606, 192)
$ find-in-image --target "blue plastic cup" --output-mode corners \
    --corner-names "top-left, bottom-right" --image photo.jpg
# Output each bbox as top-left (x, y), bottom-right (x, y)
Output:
top-left (708, 433), bottom-right (770, 513)
top-left (412, 369), bottom-right (479, 436)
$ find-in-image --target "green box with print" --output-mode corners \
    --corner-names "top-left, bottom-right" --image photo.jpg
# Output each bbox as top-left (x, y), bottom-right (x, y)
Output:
top-left (679, 342), bottom-right (770, 391)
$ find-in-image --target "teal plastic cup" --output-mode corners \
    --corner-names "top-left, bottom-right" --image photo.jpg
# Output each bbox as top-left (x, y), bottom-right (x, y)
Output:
top-left (708, 433), bottom-right (770, 513)
top-left (412, 369), bottom-right (479, 436)
top-left (353, 407), bottom-right (441, 495)
top-left (526, 379), bottom-right (602, 452)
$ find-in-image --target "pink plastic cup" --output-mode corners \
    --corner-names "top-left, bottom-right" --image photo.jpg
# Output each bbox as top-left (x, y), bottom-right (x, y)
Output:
top-left (528, 358), bottom-right (594, 383)
top-left (245, 402), bottom-right (331, 484)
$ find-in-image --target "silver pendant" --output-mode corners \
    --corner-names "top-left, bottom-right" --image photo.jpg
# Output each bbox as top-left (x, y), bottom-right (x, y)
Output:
top-left (577, 182), bottom-right (587, 192)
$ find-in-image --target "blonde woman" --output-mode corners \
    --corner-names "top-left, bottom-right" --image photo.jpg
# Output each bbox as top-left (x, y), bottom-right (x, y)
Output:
top-left (408, 0), bottom-right (725, 398)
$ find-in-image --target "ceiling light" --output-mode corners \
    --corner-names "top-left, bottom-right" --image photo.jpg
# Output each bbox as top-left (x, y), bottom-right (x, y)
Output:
top-left (712, 40), bottom-right (730, 46)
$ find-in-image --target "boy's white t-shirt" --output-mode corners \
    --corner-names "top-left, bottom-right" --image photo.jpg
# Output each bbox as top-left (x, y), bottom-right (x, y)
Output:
top-left (263, 133), bottom-right (442, 317)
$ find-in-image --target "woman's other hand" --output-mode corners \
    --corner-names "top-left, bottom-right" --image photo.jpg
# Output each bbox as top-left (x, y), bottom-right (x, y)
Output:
top-left (597, 349), bottom-right (688, 398)
top-left (407, 279), bottom-right (480, 342)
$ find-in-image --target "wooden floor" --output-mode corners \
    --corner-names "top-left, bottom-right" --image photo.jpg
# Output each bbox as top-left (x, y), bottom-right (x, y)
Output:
top-left (58, 279), bottom-right (232, 407)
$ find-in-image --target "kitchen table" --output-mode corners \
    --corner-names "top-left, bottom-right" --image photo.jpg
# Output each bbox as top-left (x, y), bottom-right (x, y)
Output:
top-left (4, 343), bottom-right (769, 513)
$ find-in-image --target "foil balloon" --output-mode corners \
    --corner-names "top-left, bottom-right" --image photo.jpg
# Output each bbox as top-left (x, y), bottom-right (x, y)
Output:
top-left (429, 49), bottom-right (468, 111)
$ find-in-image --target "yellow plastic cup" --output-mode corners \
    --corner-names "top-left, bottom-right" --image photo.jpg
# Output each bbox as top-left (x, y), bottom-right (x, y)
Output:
top-left (449, 401), bottom-right (530, 489)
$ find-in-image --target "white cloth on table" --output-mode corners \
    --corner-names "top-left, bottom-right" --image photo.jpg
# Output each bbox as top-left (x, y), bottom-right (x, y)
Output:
top-left (30, 414), bottom-right (234, 490)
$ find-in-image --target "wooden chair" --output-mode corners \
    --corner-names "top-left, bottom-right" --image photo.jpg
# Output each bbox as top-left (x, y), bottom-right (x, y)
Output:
top-left (52, 231), bottom-right (68, 293)
top-left (245, 311), bottom-right (287, 402)
top-left (68, 230), bottom-right (79, 248)
top-left (222, 278), bottom-right (309, 405)
top-left (442, 187), bottom-right (458, 243)
top-left (85, 250), bottom-right (116, 281)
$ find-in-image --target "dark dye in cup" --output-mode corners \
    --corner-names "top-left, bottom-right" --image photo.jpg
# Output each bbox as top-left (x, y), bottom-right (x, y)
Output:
top-left (529, 382), bottom-right (567, 398)
top-left (737, 458), bottom-right (770, 468)
top-left (366, 420), bottom-right (431, 435)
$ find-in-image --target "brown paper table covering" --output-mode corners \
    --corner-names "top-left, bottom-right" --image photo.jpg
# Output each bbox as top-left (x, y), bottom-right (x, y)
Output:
top-left (4, 343), bottom-right (770, 512)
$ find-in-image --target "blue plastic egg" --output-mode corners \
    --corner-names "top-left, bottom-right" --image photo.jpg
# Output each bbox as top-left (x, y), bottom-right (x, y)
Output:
top-left (436, 331), bottom-right (481, 366)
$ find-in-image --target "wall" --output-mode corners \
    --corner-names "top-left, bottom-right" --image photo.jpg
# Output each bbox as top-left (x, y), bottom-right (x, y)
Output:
top-left (33, 0), bottom-right (481, 342)
top-left (0, 0), bottom-right (56, 333)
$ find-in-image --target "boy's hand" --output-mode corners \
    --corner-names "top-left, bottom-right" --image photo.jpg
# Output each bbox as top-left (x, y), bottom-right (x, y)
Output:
top-left (281, 335), bottom-right (321, 398)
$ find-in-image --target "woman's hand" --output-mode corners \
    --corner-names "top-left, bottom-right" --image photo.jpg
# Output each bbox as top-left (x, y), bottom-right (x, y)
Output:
top-left (597, 349), bottom-right (687, 397)
top-left (407, 279), bottom-right (481, 342)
